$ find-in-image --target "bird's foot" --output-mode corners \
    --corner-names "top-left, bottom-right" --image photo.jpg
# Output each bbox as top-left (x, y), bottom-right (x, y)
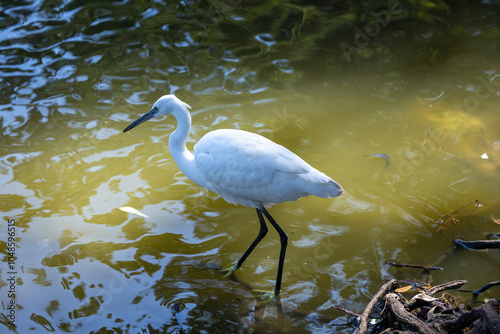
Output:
top-left (219, 265), bottom-right (238, 278)
top-left (251, 290), bottom-right (277, 305)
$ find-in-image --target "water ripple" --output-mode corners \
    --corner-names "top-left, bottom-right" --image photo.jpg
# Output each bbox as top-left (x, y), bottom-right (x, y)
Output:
top-left (1, 1), bottom-right (500, 333)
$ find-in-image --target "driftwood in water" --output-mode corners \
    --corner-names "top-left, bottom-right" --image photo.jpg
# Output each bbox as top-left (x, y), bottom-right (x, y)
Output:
top-left (386, 261), bottom-right (443, 271)
top-left (473, 280), bottom-right (500, 296)
top-left (424, 280), bottom-right (467, 297)
top-left (356, 279), bottom-right (397, 334)
top-left (350, 279), bottom-right (500, 334)
top-left (442, 299), bottom-right (500, 334)
top-left (455, 238), bottom-right (500, 250)
top-left (385, 293), bottom-right (437, 334)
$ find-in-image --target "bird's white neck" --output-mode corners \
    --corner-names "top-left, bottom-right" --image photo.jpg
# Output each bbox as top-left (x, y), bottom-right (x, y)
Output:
top-left (169, 106), bottom-right (206, 188)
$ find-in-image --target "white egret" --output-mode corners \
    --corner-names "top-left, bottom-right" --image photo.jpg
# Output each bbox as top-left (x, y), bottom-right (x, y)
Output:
top-left (123, 95), bottom-right (344, 296)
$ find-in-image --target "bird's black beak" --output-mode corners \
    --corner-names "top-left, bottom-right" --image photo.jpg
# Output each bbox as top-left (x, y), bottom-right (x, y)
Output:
top-left (123, 108), bottom-right (158, 133)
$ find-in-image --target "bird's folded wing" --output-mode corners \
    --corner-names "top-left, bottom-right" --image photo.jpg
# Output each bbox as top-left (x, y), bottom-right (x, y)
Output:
top-left (193, 129), bottom-right (328, 206)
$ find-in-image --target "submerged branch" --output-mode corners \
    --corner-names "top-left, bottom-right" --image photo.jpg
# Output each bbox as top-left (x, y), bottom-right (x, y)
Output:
top-left (455, 239), bottom-right (500, 250)
top-left (473, 280), bottom-right (500, 296)
top-left (434, 199), bottom-right (483, 232)
top-left (332, 305), bottom-right (361, 318)
top-left (387, 261), bottom-right (442, 271)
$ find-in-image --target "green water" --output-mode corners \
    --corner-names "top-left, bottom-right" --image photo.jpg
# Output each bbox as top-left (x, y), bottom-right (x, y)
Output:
top-left (1, 1), bottom-right (499, 333)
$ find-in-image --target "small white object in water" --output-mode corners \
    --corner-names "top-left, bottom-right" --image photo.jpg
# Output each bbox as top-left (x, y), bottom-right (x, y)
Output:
top-left (481, 153), bottom-right (489, 159)
top-left (119, 206), bottom-right (149, 218)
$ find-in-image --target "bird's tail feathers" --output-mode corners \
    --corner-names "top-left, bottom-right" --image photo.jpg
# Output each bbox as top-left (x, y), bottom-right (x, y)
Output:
top-left (297, 170), bottom-right (344, 198)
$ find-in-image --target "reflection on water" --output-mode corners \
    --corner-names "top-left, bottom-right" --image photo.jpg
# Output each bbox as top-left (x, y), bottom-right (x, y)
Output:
top-left (1, 0), bottom-right (500, 333)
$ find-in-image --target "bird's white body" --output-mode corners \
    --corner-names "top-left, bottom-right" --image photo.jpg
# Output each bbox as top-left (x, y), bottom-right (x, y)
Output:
top-left (193, 129), bottom-right (342, 208)
top-left (123, 95), bottom-right (343, 296)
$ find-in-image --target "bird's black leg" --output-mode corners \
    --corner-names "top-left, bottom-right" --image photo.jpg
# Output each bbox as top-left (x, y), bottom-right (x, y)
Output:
top-left (235, 209), bottom-right (269, 270)
top-left (261, 208), bottom-right (288, 296)
top-left (222, 209), bottom-right (268, 277)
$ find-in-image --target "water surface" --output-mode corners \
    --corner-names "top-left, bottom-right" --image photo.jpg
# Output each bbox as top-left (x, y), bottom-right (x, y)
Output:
top-left (1, 1), bottom-right (500, 333)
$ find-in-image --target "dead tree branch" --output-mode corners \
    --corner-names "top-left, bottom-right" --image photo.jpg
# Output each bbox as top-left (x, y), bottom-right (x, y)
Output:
top-left (455, 239), bottom-right (500, 250)
top-left (385, 293), bottom-right (437, 334)
top-left (356, 279), bottom-right (397, 334)
top-left (424, 280), bottom-right (467, 297)
top-left (442, 299), bottom-right (500, 334)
